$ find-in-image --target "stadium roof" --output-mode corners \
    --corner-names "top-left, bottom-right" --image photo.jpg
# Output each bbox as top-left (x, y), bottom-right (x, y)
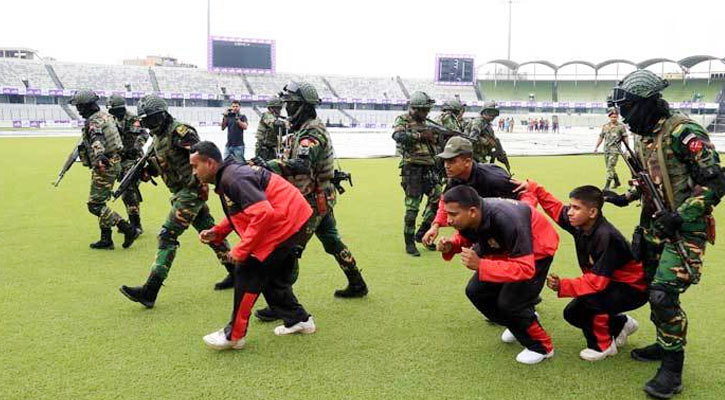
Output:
top-left (480, 55), bottom-right (725, 74)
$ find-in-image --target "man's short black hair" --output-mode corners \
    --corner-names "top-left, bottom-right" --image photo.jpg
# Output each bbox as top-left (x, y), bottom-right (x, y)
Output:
top-left (231, 100), bottom-right (241, 106)
top-left (443, 185), bottom-right (481, 209)
top-left (569, 185), bottom-right (604, 210)
top-left (190, 141), bottom-right (223, 163)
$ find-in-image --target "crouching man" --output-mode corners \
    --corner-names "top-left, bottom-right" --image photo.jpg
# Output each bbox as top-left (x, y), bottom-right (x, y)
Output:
top-left (436, 185), bottom-right (559, 364)
top-left (189, 141), bottom-right (315, 351)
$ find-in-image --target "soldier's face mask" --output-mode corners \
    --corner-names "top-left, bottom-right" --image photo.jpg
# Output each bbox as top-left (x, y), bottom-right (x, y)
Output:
top-left (285, 101), bottom-right (302, 119)
top-left (141, 112), bottom-right (166, 131)
top-left (75, 103), bottom-right (99, 119)
top-left (411, 107), bottom-right (429, 122)
top-left (108, 107), bottom-right (125, 120)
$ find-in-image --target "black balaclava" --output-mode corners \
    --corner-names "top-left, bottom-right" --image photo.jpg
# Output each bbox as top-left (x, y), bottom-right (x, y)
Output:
top-left (142, 112), bottom-right (170, 134)
top-left (108, 107), bottom-right (126, 121)
top-left (286, 102), bottom-right (317, 131)
top-left (77, 103), bottom-right (100, 119)
top-left (619, 95), bottom-right (671, 135)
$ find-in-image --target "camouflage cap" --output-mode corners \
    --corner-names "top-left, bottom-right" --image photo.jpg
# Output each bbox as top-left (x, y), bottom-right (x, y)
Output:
top-left (69, 89), bottom-right (99, 106)
top-left (409, 91), bottom-right (435, 109)
top-left (437, 136), bottom-right (473, 159)
top-left (611, 70), bottom-right (669, 104)
top-left (279, 81), bottom-right (320, 105)
top-left (442, 99), bottom-right (465, 112)
top-left (136, 94), bottom-right (168, 119)
top-left (107, 95), bottom-right (126, 110)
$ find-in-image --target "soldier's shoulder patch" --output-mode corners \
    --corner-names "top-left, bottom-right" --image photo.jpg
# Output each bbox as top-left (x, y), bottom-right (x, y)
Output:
top-left (175, 124), bottom-right (196, 137)
top-left (299, 137), bottom-right (319, 147)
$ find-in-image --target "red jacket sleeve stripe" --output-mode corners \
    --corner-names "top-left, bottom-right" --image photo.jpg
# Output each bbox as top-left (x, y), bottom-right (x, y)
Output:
top-left (479, 253), bottom-right (536, 283)
top-left (558, 272), bottom-right (611, 298)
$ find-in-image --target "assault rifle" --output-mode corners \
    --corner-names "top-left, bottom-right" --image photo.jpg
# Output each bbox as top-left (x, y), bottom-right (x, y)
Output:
top-left (331, 169), bottom-right (353, 194)
top-left (113, 145), bottom-right (157, 201)
top-left (616, 137), bottom-right (698, 283)
top-left (52, 139), bottom-right (82, 187)
top-left (491, 137), bottom-right (512, 173)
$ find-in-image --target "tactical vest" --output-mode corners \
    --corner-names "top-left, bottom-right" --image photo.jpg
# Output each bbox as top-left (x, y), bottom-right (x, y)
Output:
top-left (648, 113), bottom-right (696, 210)
top-left (153, 120), bottom-right (197, 193)
top-left (82, 110), bottom-right (123, 159)
top-left (256, 111), bottom-right (279, 148)
top-left (394, 114), bottom-right (436, 166)
top-left (118, 112), bottom-right (140, 150)
top-left (287, 118), bottom-right (335, 195)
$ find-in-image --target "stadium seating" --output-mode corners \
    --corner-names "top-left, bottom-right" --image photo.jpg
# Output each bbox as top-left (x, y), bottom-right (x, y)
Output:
top-left (479, 80), bottom-right (558, 102)
top-left (0, 58), bottom-right (56, 89)
top-left (325, 75), bottom-right (405, 100)
top-left (153, 67), bottom-right (222, 94)
top-left (244, 73), bottom-right (334, 98)
top-left (556, 80), bottom-right (614, 102)
top-left (403, 78), bottom-right (478, 103)
top-left (0, 104), bottom-right (69, 120)
top-left (51, 62), bottom-right (154, 92)
top-left (662, 78), bottom-right (725, 102)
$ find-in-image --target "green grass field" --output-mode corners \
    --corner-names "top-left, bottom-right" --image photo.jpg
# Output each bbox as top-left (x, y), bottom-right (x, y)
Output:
top-left (1, 137), bottom-right (724, 399)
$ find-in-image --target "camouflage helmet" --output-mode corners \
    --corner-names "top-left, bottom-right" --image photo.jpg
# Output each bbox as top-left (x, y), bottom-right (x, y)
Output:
top-left (611, 70), bottom-right (669, 104)
top-left (442, 99), bottom-right (465, 113)
top-left (69, 89), bottom-right (99, 106)
top-left (279, 81), bottom-right (320, 105)
top-left (481, 100), bottom-right (500, 117)
top-left (136, 94), bottom-right (168, 119)
top-left (409, 91), bottom-right (435, 109)
top-left (107, 95), bottom-right (126, 110)
top-left (266, 95), bottom-right (283, 108)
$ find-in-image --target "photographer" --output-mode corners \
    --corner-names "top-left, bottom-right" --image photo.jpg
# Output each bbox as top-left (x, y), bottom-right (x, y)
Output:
top-left (221, 100), bottom-right (248, 162)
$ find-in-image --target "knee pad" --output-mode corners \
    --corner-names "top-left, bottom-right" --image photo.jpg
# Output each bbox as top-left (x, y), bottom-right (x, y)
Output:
top-left (157, 226), bottom-right (180, 250)
top-left (87, 202), bottom-right (104, 217)
top-left (649, 289), bottom-right (678, 322)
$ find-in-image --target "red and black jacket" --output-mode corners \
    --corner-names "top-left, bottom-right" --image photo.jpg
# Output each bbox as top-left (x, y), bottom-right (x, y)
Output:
top-left (442, 197), bottom-right (559, 283)
top-left (434, 162), bottom-right (518, 227)
top-left (524, 180), bottom-right (647, 296)
top-left (209, 161), bottom-right (312, 263)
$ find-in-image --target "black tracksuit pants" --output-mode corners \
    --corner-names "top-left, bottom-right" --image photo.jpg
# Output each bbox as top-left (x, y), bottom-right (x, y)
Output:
top-left (465, 256), bottom-right (554, 354)
top-left (224, 233), bottom-right (310, 341)
top-left (563, 281), bottom-right (647, 351)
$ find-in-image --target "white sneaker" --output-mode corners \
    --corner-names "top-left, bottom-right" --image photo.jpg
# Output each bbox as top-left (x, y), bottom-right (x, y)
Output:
top-left (615, 315), bottom-right (639, 347)
top-left (515, 348), bottom-right (554, 365)
top-left (501, 328), bottom-right (516, 343)
top-left (202, 329), bottom-right (246, 350)
top-left (579, 342), bottom-right (617, 361)
top-left (273, 317), bottom-right (316, 336)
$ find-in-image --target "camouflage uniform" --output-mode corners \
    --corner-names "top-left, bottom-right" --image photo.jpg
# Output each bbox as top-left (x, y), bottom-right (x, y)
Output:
top-left (255, 111), bottom-right (283, 160)
top-left (466, 117), bottom-right (497, 163)
top-left (267, 118), bottom-right (360, 279)
top-left (392, 112), bottom-right (442, 246)
top-left (116, 110), bottom-right (149, 221)
top-left (80, 110), bottom-right (126, 230)
top-left (146, 120), bottom-right (231, 281)
top-left (599, 120), bottom-right (627, 188)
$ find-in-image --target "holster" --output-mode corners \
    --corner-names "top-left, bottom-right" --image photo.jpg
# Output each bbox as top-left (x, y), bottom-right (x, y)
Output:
top-left (631, 225), bottom-right (645, 261)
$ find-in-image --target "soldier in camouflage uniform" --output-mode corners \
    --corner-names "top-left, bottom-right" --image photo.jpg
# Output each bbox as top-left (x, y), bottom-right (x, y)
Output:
top-left (119, 95), bottom-right (237, 309)
top-left (604, 70), bottom-right (725, 399)
top-left (466, 101), bottom-right (503, 166)
top-left (594, 107), bottom-right (628, 190)
top-left (251, 81), bottom-right (368, 312)
top-left (107, 95), bottom-right (149, 233)
top-left (392, 91), bottom-right (443, 256)
top-left (255, 96), bottom-right (286, 160)
top-left (436, 99), bottom-right (467, 133)
top-left (70, 90), bottom-right (139, 250)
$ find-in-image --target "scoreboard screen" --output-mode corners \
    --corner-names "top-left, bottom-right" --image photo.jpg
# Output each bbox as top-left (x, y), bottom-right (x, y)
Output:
top-left (208, 37), bottom-right (275, 74)
top-left (435, 56), bottom-right (475, 85)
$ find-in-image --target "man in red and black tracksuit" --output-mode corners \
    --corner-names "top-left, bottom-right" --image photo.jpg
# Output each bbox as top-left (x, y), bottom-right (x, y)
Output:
top-left (423, 136), bottom-right (520, 248)
top-left (437, 185), bottom-right (559, 365)
top-left (524, 181), bottom-right (648, 361)
top-left (188, 141), bottom-right (315, 351)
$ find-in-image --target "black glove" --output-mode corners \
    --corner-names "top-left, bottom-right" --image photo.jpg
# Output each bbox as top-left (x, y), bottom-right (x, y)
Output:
top-left (249, 156), bottom-right (270, 170)
top-left (603, 190), bottom-right (630, 207)
top-left (95, 154), bottom-right (110, 171)
top-left (653, 211), bottom-right (683, 239)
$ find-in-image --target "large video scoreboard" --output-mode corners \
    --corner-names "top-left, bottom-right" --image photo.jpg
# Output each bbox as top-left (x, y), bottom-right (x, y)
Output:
top-left (435, 55), bottom-right (475, 85)
top-left (207, 36), bottom-right (275, 74)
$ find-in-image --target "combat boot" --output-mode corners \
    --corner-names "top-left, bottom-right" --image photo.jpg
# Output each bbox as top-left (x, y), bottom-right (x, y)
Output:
top-left (612, 175), bottom-right (621, 189)
top-left (644, 351), bottom-right (684, 399)
top-left (254, 307), bottom-right (280, 322)
top-left (632, 343), bottom-right (665, 362)
top-left (129, 213), bottom-right (143, 235)
top-left (405, 234), bottom-right (420, 257)
top-left (334, 269), bottom-right (369, 298)
top-left (90, 228), bottom-right (114, 250)
top-left (214, 263), bottom-right (235, 291)
top-left (117, 220), bottom-right (140, 249)
top-left (415, 222), bottom-right (436, 251)
top-left (119, 273), bottom-right (163, 308)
